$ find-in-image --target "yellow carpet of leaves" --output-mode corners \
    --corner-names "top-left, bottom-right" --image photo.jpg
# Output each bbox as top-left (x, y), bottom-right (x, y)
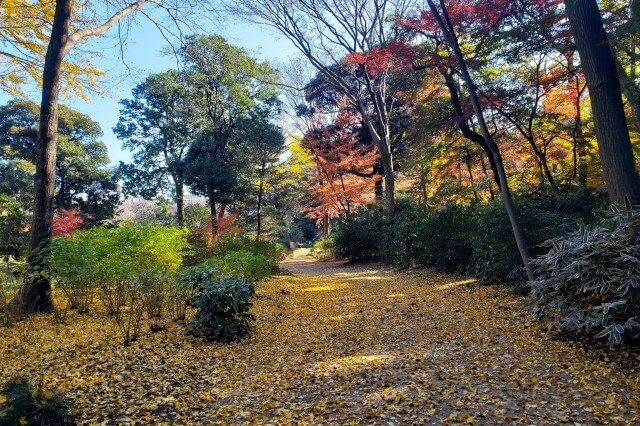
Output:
top-left (1, 257), bottom-right (639, 425)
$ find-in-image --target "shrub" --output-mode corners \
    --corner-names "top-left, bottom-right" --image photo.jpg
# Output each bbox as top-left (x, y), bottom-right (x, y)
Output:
top-left (0, 375), bottom-right (76, 425)
top-left (211, 234), bottom-right (286, 263)
top-left (215, 251), bottom-right (276, 281)
top-left (0, 260), bottom-right (26, 327)
top-left (530, 204), bottom-right (640, 347)
top-left (311, 237), bottom-right (335, 261)
top-left (48, 223), bottom-right (190, 344)
top-left (48, 234), bottom-right (96, 313)
top-left (333, 207), bottom-right (385, 261)
top-left (189, 274), bottom-right (256, 341)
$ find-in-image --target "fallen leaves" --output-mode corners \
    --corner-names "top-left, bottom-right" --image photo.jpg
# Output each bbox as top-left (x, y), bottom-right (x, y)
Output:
top-left (1, 259), bottom-right (639, 424)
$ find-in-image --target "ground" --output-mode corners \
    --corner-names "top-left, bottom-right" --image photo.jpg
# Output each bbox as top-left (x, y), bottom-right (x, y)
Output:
top-left (1, 250), bottom-right (639, 425)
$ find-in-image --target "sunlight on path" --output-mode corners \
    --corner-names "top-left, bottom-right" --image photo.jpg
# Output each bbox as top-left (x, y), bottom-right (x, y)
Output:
top-left (1, 254), bottom-right (639, 424)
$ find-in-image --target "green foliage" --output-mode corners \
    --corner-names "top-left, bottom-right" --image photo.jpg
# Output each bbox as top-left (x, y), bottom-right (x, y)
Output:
top-left (332, 207), bottom-right (385, 261)
top-left (211, 234), bottom-right (286, 264)
top-left (531, 204), bottom-right (640, 347)
top-left (333, 189), bottom-right (609, 289)
top-left (48, 223), bottom-right (190, 343)
top-left (205, 251), bottom-right (275, 282)
top-left (189, 274), bottom-right (256, 341)
top-left (0, 194), bottom-right (28, 260)
top-left (386, 204), bottom-right (475, 273)
top-left (312, 237), bottom-right (335, 261)
top-left (0, 99), bottom-right (119, 223)
top-left (0, 376), bottom-right (76, 425)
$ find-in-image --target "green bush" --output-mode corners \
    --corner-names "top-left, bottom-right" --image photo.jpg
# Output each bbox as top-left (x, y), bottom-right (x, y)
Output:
top-left (0, 375), bottom-right (76, 425)
top-left (332, 188), bottom-right (609, 289)
top-left (211, 234), bottom-right (286, 263)
top-left (386, 204), bottom-right (475, 272)
top-left (215, 251), bottom-right (276, 281)
top-left (311, 237), bottom-right (335, 261)
top-left (48, 223), bottom-right (190, 344)
top-left (189, 274), bottom-right (256, 341)
top-left (333, 207), bottom-right (385, 261)
top-left (530, 204), bottom-right (640, 347)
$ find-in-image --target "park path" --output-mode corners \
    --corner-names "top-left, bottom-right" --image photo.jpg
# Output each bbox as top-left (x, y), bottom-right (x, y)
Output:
top-left (1, 251), bottom-right (639, 424)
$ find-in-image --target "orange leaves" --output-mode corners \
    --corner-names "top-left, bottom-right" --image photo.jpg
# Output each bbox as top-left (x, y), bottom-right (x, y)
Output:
top-left (343, 41), bottom-right (415, 77)
top-left (302, 104), bottom-right (381, 223)
top-left (52, 208), bottom-right (88, 236)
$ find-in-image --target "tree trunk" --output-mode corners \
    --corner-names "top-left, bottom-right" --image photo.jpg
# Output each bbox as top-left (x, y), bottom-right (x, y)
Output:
top-left (539, 154), bottom-right (562, 201)
top-left (175, 179), bottom-right (185, 227)
top-left (613, 50), bottom-right (640, 131)
top-left (428, 0), bottom-right (535, 282)
top-left (464, 155), bottom-right (479, 202)
top-left (378, 140), bottom-right (395, 216)
top-left (18, 0), bottom-right (72, 313)
top-left (322, 211), bottom-right (329, 236)
top-left (256, 160), bottom-right (266, 239)
top-left (565, 0), bottom-right (640, 207)
top-left (480, 157), bottom-right (495, 201)
top-left (207, 186), bottom-right (217, 237)
top-left (373, 160), bottom-right (384, 202)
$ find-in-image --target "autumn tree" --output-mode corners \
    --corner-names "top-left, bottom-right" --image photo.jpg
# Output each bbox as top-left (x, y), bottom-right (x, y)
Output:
top-left (232, 0), bottom-right (413, 216)
top-left (114, 70), bottom-right (200, 226)
top-left (420, 0), bottom-right (535, 281)
top-left (302, 104), bottom-right (381, 230)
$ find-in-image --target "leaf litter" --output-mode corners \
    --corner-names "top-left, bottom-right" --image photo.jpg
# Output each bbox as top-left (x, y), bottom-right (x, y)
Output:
top-left (1, 257), bottom-right (639, 425)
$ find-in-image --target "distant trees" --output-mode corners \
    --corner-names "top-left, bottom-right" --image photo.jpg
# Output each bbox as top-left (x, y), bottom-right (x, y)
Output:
top-left (233, 0), bottom-right (413, 216)
top-left (114, 70), bottom-right (199, 227)
top-left (0, 99), bottom-right (118, 223)
top-left (115, 35), bottom-right (286, 236)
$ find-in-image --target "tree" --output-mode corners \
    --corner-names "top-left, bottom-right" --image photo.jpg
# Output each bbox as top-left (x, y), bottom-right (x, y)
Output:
top-left (15, 0), bottom-right (215, 312)
top-left (424, 0), bottom-right (535, 281)
top-left (564, 0), bottom-right (640, 207)
top-left (231, 109), bottom-right (286, 238)
top-left (232, 0), bottom-right (413, 216)
top-left (302, 104), bottom-right (381, 227)
top-left (114, 70), bottom-right (199, 226)
top-left (0, 0), bottom-right (102, 98)
top-left (179, 35), bottom-right (279, 233)
top-left (0, 99), bottom-right (118, 223)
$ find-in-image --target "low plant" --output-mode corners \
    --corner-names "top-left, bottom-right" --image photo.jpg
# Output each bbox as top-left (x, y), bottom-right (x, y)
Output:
top-left (530, 202), bottom-right (640, 347)
top-left (0, 375), bottom-right (76, 425)
top-left (0, 260), bottom-right (26, 327)
top-left (211, 234), bottom-right (286, 263)
top-left (189, 274), bottom-right (256, 341)
top-left (333, 206), bottom-right (385, 261)
top-left (204, 251), bottom-right (276, 282)
top-left (101, 279), bottom-right (145, 346)
top-left (311, 237), bottom-right (335, 261)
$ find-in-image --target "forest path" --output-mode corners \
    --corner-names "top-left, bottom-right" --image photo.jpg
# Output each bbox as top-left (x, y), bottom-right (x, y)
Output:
top-left (1, 252), bottom-right (639, 424)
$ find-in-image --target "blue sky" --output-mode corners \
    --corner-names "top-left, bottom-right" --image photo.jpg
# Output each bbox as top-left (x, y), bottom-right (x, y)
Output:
top-left (0, 14), bottom-right (297, 166)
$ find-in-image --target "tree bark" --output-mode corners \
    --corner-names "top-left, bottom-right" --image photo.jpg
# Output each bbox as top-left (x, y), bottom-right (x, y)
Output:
top-left (613, 49), bottom-right (640, 131)
top-left (19, 0), bottom-right (72, 312)
top-left (428, 0), bottom-right (535, 282)
top-left (256, 160), bottom-right (266, 239)
top-left (175, 179), bottom-right (185, 227)
top-left (565, 0), bottom-right (640, 207)
top-left (208, 186), bottom-right (217, 237)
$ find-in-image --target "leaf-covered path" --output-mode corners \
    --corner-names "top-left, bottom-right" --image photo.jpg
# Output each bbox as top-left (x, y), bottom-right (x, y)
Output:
top-left (2, 252), bottom-right (640, 424)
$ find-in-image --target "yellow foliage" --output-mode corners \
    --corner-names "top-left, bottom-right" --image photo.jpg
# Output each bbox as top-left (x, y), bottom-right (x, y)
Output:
top-left (0, 0), bottom-right (105, 99)
top-left (0, 258), bottom-right (638, 423)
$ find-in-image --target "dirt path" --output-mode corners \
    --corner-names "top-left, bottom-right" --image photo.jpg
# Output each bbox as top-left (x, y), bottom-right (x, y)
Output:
top-left (1, 254), bottom-right (639, 424)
